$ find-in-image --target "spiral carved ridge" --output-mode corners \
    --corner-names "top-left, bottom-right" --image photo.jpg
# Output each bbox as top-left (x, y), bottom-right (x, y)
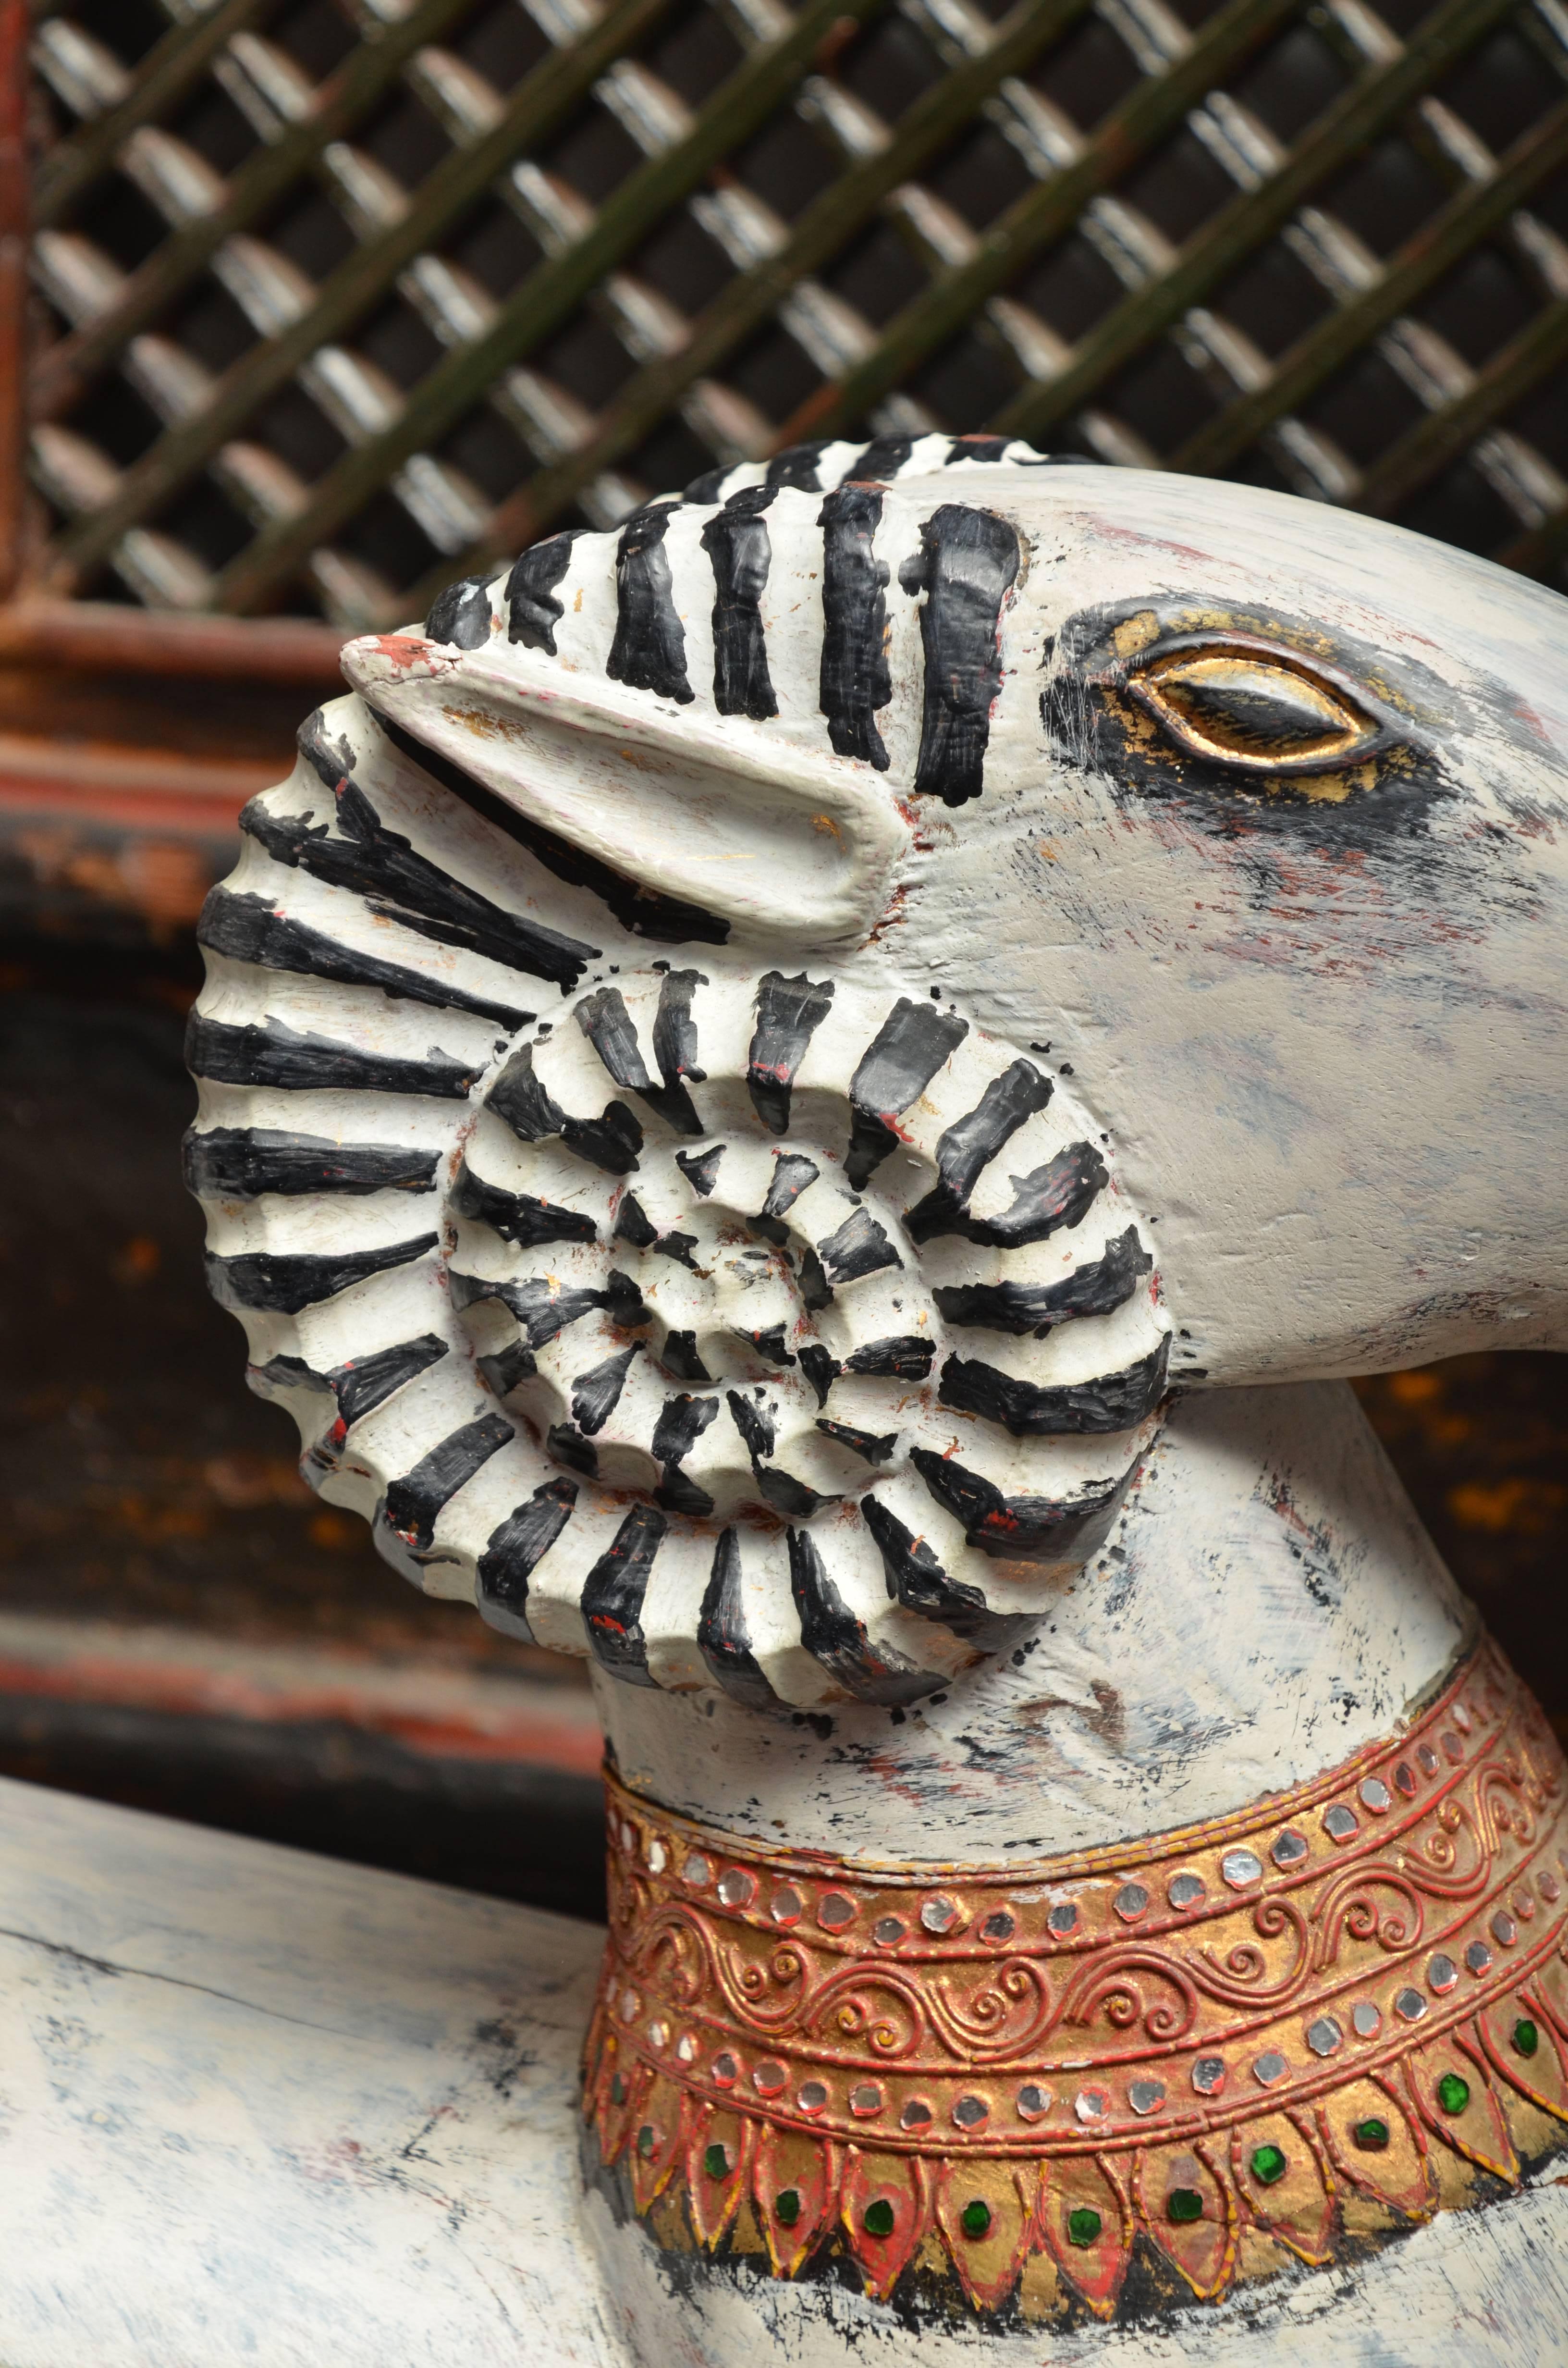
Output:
top-left (185, 435), bottom-right (1171, 1710)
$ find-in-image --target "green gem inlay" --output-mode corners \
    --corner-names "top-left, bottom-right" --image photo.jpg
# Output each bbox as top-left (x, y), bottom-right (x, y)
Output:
top-left (636, 2124), bottom-right (655, 2158)
top-left (1168, 2187), bottom-right (1204, 2224)
top-left (960, 2200), bottom-right (992, 2239)
top-left (1436, 2072), bottom-right (1470, 2116)
top-left (610, 2073), bottom-right (626, 2106)
top-left (864, 2198), bottom-right (896, 2239)
top-left (775, 2188), bottom-right (801, 2228)
top-left (1513, 2017), bottom-right (1540, 2060)
top-left (1353, 2117), bottom-right (1390, 2151)
top-left (704, 2143), bottom-right (729, 2180)
top-left (1250, 2144), bottom-right (1287, 2186)
top-left (1066, 2207), bottom-right (1102, 2248)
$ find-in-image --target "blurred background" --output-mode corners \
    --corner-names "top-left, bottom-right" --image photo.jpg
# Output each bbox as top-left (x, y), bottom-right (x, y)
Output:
top-left (1, 0), bottom-right (1565, 1925)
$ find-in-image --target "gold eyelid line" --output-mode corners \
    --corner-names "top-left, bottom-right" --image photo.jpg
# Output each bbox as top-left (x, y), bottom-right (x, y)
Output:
top-left (1101, 629), bottom-right (1420, 777)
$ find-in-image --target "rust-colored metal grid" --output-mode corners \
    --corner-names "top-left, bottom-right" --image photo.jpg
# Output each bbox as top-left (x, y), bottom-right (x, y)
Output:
top-left (15, 0), bottom-right (1568, 653)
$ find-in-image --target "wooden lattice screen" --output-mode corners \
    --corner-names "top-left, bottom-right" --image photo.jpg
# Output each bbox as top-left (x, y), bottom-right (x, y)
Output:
top-left (12, 0), bottom-right (1568, 665)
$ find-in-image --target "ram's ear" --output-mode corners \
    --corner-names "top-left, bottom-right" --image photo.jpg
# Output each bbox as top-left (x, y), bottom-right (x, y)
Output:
top-left (340, 636), bottom-right (909, 948)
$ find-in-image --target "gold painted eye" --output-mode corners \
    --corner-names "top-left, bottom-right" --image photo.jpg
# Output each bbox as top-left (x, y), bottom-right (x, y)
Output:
top-left (1117, 635), bottom-right (1406, 777)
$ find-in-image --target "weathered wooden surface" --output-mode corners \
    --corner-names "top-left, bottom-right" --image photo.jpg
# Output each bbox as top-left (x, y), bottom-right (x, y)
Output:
top-left (0, 1773), bottom-right (1564, 2366)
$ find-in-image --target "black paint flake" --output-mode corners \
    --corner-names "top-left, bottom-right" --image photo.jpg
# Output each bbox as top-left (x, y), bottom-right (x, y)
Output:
top-left (755, 1151), bottom-right (820, 1243)
top-left (905, 1060), bottom-right (1052, 1242)
top-left (476, 1477), bottom-right (577, 1639)
top-left (698, 1528), bottom-right (775, 1707)
top-left (841, 1335), bottom-right (935, 1381)
top-left (747, 972), bottom-right (835, 1135)
top-left (798, 1344), bottom-right (839, 1406)
top-left (198, 889), bottom-right (532, 1034)
top-left (900, 504), bottom-right (1020, 808)
top-left (577, 986), bottom-right (705, 1137)
top-left (786, 1527), bottom-right (938, 1705)
top-left (185, 1012), bottom-right (478, 1102)
top-left (660, 1330), bottom-right (713, 1384)
top-left (547, 1421), bottom-right (599, 1476)
top-left (380, 1412), bottom-right (513, 1552)
top-left (652, 1393), bottom-right (720, 1516)
top-left (184, 1127), bottom-right (438, 1202)
top-left (934, 1225), bottom-right (1152, 1335)
top-left (938, 1336), bottom-right (1170, 1436)
top-left (424, 570), bottom-right (493, 648)
top-left (250, 1332), bottom-right (448, 1448)
top-left (450, 1161), bottom-right (599, 1248)
top-left (815, 1418), bottom-right (895, 1465)
top-left (814, 1204), bottom-right (902, 1290)
top-left (846, 999), bottom-right (968, 1187)
top-left (583, 1504), bottom-right (668, 1683)
top-left (606, 505), bottom-right (693, 703)
top-left (725, 1389), bottom-right (775, 1460)
top-left (505, 531), bottom-right (584, 653)
top-left (572, 1343), bottom-right (643, 1435)
top-left (701, 490), bottom-right (777, 719)
top-left (731, 1321), bottom-right (795, 1367)
top-left (206, 1233), bottom-right (438, 1316)
top-left (911, 1446), bottom-right (1124, 1564)
top-left (818, 483), bottom-right (892, 769)
top-left (614, 1192), bottom-right (698, 1270)
top-left (376, 714), bottom-right (726, 948)
top-left (859, 1495), bottom-right (1025, 1649)
top-left (451, 1269), bottom-right (645, 1357)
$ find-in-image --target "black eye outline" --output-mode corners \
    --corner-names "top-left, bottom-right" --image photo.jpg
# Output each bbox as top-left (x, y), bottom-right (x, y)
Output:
top-left (1094, 630), bottom-right (1422, 780)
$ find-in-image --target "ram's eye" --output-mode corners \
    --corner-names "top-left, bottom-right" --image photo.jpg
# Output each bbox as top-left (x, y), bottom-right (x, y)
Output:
top-left (1123, 643), bottom-right (1397, 774)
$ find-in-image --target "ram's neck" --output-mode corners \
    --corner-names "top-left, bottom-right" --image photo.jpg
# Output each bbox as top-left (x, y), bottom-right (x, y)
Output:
top-left (595, 1379), bottom-right (1470, 1859)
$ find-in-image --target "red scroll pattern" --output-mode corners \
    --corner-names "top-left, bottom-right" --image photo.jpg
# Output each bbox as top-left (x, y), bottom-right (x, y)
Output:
top-left (583, 1640), bottom-right (1568, 2316)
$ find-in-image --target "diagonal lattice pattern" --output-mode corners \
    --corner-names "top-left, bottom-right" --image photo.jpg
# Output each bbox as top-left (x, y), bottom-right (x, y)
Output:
top-left (24, 0), bottom-right (1568, 630)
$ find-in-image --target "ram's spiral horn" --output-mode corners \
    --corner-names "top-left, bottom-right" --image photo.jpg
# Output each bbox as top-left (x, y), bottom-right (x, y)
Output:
top-left (185, 432), bottom-right (1172, 1710)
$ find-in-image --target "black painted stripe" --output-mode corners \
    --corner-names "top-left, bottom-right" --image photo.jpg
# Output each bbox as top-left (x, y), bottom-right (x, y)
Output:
top-left (766, 441), bottom-right (831, 491)
top-left (651, 966), bottom-right (708, 1097)
top-left (938, 1337), bottom-right (1170, 1437)
top-left (184, 1127), bottom-right (438, 1202)
top-left (548, 1421), bottom-right (599, 1476)
top-left (842, 1335), bottom-right (935, 1380)
top-left (505, 530), bottom-right (585, 653)
top-left (651, 1393), bottom-right (719, 1517)
top-left (900, 505), bottom-right (1020, 808)
top-left (478, 1342), bottom-right (536, 1399)
top-left (674, 1144), bottom-right (724, 1197)
top-left (785, 1527), bottom-right (937, 1706)
top-left (818, 483), bottom-right (891, 770)
top-left (911, 1446), bottom-right (1125, 1565)
top-left (730, 1320), bottom-right (795, 1368)
top-left (815, 1418), bottom-right (895, 1466)
top-left (571, 1343), bottom-right (642, 1436)
top-left (380, 1412), bottom-right (513, 1552)
top-left (850, 433), bottom-right (915, 482)
top-left (846, 999), bottom-right (968, 1187)
top-left (208, 1233), bottom-right (438, 1316)
top-left (701, 490), bottom-right (778, 720)
top-left (476, 1477), bottom-right (578, 1639)
top-left (376, 714), bottom-right (727, 948)
top-left (814, 1205), bottom-right (901, 1290)
top-left (256, 714), bottom-right (596, 989)
top-left (755, 1466), bottom-right (835, 1518)
top-left (945, 435), bottom-right (1015, 465)
top-left (486, 1045), bottom-right (644, 1175)
top-left (798, 1343), bottom-right (839, 1406)
top-left (918, 1140), bottom-right (1108, 1250)
top-left (582, 1504), bottom-right (667, 1685)
top-left (934, 1226), bottom-right (1153, 1337)
top-left (198, 889), bottom-right (531, 1034)
top-left (450, 1269), bottom-right (643, 1352)
top-left (659, 1330), bottom-right (713, 1384)
top-left (905, 1059), bottom-right (1052, 1242)
top-left (755, 1151), bottom-right (820, 1244)
top-left (450, 1161), bottom-right (598, 1248)
top-left (859, 1496), bottom-right (1026, 1650)
top-left (614, 1192), bottom-right (698, 1270)
top-left (747, 972), bottom-right (835, 1135)
top-left (185, 1012), bottom-right (478, 1101)
top-left (250, 1332), bottom-right (448, 1440)
top-left (697, 1529), bottom-right (775, 1708)
top-left (684, 464), bottom-right (734, 503)
top-left (606, 504), bottom-right (693, 703)
top-left (424, 570), bottom-right (493, 648)
top-left (576, 986), bottom-right (703, 1136)
top-left (726, 1388), bottom-right (774, 1459)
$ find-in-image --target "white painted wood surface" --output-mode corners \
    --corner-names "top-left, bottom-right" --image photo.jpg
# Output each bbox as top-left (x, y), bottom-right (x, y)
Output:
top-left (1, 1774), bottom-right (1564, 2367)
